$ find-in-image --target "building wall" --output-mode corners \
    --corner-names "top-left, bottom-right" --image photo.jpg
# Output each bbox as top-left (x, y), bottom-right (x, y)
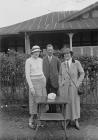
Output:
top-left (73, 46), bottom-right (98, 57)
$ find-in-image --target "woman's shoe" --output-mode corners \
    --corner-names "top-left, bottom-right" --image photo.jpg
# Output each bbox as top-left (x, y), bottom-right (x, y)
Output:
top-left (75, 120), bottom-right (80, 130)
top-left (29, 117), bottom-right (36, 130)
top-left (66, 120), bottom-right (71, 128)
top-left (29, 122), bottom-right (36, 130)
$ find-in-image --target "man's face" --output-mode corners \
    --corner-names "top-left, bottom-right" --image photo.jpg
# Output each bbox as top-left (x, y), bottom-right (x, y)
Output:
top-left (47, 46), bottom-right (54, 56)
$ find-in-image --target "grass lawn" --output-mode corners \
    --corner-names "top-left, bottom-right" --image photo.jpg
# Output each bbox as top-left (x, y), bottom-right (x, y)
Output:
top-left (0, 104), bottom-right (98, 140)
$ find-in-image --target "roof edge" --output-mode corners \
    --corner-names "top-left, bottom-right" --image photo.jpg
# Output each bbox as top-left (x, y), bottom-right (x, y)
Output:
top-left (59, 1), bottom-right (98, 23)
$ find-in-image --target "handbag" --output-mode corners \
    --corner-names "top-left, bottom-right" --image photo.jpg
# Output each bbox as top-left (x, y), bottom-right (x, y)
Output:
top-left (78, 84), bottom-right (85, 95)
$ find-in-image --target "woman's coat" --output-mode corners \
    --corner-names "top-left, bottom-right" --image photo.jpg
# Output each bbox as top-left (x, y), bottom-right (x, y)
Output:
top-left (59, 60), bottom-right (85, 120)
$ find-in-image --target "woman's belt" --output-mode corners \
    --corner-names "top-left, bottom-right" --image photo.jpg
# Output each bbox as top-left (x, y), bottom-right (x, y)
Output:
top-left (30, 74), bottom-right (44, 79)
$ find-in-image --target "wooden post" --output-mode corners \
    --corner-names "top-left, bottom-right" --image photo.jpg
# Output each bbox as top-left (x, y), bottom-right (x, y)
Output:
top-left (68, 33), bottom-right (74, 51)
top-left (0, 36), bottom-right (2, 52)
top-left (25, 32), bottom-right (30, 54)
top-left (81, 47), bottom-right (84, 56)
top-left (90, 47), bottom-right (93, 56)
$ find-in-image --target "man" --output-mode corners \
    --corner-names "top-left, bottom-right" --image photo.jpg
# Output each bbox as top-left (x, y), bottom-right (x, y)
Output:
top-left (43, 44), bottom-right (61, 112)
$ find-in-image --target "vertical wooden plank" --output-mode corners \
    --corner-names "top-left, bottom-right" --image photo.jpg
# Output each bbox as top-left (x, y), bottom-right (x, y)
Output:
top-left (0, 36), bottom-right (2, 52)
top-left (80, 47), bottom-right (84, 56)
top-left (25, 32), bottom-right (30, 54)
top-left (68, 33), bottom-right (74, 51)
top-left (90, 47), bottom-right (93, 56)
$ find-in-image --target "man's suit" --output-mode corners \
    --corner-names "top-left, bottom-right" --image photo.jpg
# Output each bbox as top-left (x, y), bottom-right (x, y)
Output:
top-left (43, 55), bottom-right (61, 112)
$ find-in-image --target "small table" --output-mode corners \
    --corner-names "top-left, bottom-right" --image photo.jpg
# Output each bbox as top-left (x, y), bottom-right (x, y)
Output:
top-left (36, 96), bottom-right (69, 139)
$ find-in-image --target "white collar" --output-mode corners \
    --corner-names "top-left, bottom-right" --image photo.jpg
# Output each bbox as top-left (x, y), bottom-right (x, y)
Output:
top-left (66, 58), bottom-right (72, 67)
top-left (48, 55), bottom-right (52, 58)
top-left (48, 55), bottom-right (52, 59)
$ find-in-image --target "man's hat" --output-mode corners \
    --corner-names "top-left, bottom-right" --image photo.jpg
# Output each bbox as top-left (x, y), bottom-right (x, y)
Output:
top-left (31, 45), bottom-right (41, 53)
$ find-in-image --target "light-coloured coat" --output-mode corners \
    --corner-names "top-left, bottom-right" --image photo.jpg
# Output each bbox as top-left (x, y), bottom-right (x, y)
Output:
top-left (59, 60), bottom-right (85, 120)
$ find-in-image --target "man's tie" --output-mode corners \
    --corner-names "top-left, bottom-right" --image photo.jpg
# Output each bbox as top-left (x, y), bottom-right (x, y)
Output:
top-left (48, 57), bottom-right (52, 63)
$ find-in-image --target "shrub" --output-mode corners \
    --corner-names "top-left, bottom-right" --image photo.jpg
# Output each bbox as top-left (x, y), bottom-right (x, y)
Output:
top-left (0, 50), bottom-right (30, 104)
top-left (0, 50), bottom-right (98, 105)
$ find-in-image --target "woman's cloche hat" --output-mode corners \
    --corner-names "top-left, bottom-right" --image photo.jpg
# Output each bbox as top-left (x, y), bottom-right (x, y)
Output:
top-left (31, 45), bottom-right (41, 53)
top-left (63, 47), bottom-right (73, 56)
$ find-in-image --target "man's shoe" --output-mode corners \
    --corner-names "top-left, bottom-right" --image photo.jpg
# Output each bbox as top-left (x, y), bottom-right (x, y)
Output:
top-left (46, 110), bottom-right (51, 113)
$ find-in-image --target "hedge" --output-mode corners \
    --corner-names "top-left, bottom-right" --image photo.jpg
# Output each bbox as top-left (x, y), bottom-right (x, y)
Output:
top-left (0, 50), bottom-right (98, 105)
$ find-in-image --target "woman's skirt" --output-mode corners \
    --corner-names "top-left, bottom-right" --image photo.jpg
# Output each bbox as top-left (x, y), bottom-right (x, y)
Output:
top-left (29, 76), bottom-right (48, 114)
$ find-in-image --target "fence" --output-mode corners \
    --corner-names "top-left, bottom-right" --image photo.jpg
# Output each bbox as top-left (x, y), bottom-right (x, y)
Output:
top-left (0, 67), bottom-right (98, 106)
top-left (81, 72), bottom-right (98, 105)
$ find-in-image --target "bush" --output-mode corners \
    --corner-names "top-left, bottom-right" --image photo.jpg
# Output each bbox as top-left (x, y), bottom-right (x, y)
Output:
top-left (0, 50), bottom-right (30, 104)
top-left (0, 50), bottom-right (98, 105)
top-left (76, 56), bottom-right (98, 93)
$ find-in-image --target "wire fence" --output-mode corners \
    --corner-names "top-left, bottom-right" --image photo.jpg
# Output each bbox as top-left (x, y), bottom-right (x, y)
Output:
top-left (0, 68), bottom-right (98, 106)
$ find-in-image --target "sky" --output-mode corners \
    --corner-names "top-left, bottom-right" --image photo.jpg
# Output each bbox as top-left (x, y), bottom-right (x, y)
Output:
top-left (0, 0), bottom-right (98, 28)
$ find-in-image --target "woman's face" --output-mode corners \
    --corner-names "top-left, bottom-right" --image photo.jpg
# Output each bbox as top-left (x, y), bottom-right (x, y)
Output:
top-left (32, 51), bottom-right (40, 58)
top-left (64, 52), bottom-right (71, 61)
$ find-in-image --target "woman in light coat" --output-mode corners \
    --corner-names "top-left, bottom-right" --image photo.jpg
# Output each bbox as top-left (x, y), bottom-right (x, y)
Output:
top-left (59, 48), bottom-right (85, 130)
top-left (25, 45), bottom-right (47, 129)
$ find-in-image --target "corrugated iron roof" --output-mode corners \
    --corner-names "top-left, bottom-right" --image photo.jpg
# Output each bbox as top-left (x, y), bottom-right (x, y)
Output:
top-left (59, 1), bottom-right (98, 22)
top-left (0, 11), bottom-right (76, 35)
top-left (0, 2), bottom-right (98, 36)
top-left (44, 18), bottom-right (98, 31)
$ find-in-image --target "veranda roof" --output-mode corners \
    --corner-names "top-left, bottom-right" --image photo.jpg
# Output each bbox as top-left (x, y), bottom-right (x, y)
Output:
top-left (0, 16), bottom-right (98, 36)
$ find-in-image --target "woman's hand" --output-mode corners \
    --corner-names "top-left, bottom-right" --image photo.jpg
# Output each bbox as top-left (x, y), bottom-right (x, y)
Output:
top-left (59, 83), bottom-right (62, 87)
top-left (76, 82), bottom-right (80, 88)
top-left (59, 82), bottom-right (64, 87)
top-left (30, 87), bottom-right (35, 95)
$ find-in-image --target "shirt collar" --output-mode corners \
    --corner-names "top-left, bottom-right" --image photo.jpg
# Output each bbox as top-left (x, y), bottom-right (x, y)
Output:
top-left (48, 55), bottom-right (52, 59)
top-left (65, 58), bottom-right (72, 66)
top-left (66, 58), bottom-right (72, 62)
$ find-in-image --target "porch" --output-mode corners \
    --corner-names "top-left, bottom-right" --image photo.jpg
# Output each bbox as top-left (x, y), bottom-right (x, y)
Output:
top-left (0, 30), bottom-right (98, 56)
